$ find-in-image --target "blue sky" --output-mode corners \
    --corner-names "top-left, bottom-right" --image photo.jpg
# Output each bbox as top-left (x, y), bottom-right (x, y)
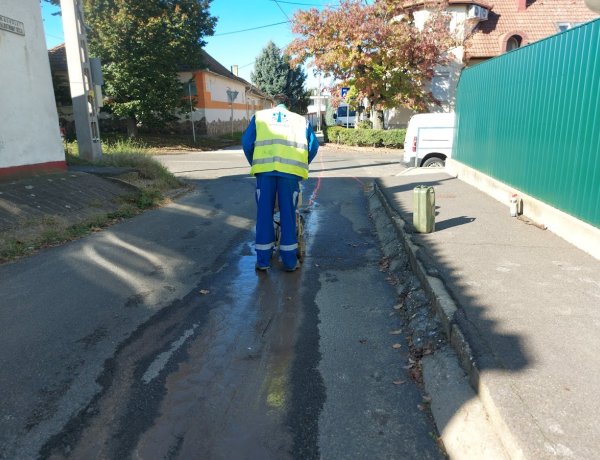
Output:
top-left (41, 0), bottom-right (339, 89)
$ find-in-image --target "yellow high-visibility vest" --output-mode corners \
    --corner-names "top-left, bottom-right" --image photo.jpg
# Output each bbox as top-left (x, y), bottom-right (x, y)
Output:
top-left (251, 107), bottom-right (309, 180)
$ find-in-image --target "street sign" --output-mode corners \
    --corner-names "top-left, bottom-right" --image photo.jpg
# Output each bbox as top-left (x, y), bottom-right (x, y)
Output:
top-left (341, 87), bottom-right (349, 98)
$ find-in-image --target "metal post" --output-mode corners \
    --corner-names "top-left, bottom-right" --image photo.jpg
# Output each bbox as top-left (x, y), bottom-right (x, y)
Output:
top-left (317, 74), bottom-right (321, 132)
top-left (60, 0), bottom-right (102, 161)
top-left (226, 88), bottom-right (238, 138)
top-left (188, 80), bottom-right (196, 143)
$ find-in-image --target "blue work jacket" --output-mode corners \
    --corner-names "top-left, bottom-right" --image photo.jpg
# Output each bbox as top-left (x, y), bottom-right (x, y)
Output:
top-left (242, 104), bottom-right (320, 180)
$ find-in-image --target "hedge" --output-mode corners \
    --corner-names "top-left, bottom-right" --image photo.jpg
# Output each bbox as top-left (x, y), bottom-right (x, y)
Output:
top-left (324, 126), bottom-right (406, 149)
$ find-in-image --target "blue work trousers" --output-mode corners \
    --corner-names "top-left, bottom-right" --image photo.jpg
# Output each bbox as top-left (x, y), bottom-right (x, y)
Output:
top-left (255, 174), bottom-right (300, 269)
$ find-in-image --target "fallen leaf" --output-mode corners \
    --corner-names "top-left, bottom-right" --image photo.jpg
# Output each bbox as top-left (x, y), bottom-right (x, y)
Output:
top-left (392, 343), bottom-right (402, 349)
top-left (423, 395), bottom-right (432, 403)
top-left (393, 379), bottom-right (406, 385)
top-left (393, 304), bottom-right (402, 310)
top-left (359, 339), bottom-right (368, 344)
top-left (417, 404), bottom-right (426, 412)
top-left (199, 289), bottom-right (210, 295)
top-left (389, 329), bottom-right (402, 335)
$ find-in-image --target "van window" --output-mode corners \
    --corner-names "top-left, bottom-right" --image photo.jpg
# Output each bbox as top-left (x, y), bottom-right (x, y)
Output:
top-left (337, 106), bottom-right (356, 117)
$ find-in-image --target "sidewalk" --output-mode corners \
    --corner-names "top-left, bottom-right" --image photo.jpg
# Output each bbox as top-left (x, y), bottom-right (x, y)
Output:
top-left (0, 169), bottom-right (138, 261)
top-left (376, 169), bottom-right (600, 459)
top-left (0, 169), bottom-right (137, 232)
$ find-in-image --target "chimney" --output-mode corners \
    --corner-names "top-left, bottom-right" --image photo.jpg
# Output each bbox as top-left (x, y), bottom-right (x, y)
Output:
top-left (517, 0), bottom-right (527, 11)
top-left (231, 65), bottom-right (238, 76)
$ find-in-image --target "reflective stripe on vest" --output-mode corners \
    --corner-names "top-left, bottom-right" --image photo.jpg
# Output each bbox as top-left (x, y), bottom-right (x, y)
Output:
top-left (253, 156), bottom-right (308, 170)
top-left (251, 108), bottom-right (309, 180)
top-left (255, 139), bottom-right (308, 150)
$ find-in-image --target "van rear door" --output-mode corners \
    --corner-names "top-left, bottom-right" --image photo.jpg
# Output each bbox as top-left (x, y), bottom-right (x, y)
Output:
top-left (416, 126), bottom-right (454, 159)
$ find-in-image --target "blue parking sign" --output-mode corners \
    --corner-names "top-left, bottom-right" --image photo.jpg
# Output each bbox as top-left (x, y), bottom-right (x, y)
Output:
top-left (341, 87), bottom-right (349, 98)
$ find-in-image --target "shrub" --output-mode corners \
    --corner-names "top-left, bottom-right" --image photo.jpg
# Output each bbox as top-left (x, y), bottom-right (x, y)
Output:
top-left (324, 126), bottom-right (406, 148)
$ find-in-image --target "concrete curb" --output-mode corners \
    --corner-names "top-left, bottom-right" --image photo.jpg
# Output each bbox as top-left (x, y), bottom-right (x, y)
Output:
top-left (373, 180), bottom-right (524, 460)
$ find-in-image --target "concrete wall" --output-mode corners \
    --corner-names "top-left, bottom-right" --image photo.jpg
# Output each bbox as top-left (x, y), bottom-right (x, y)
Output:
top-left (448, 159), bottom-right (600, 261)
top-left (0, 1), bottom-right (64, 175)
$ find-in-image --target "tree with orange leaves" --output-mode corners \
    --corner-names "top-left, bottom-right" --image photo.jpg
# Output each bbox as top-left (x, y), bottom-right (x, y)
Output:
top-left (287, 0), bottom-right (451, 128)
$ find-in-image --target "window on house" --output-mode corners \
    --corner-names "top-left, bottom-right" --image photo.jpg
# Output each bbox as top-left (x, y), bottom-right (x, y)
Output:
top-left (506, 35), bottom-right (522, 51)
top-left (557, 22), bottom-right (571, 32)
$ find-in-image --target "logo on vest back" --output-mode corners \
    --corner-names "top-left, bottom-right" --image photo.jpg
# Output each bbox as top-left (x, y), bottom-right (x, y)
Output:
top-left (270, 111), bottom-right (289, 126)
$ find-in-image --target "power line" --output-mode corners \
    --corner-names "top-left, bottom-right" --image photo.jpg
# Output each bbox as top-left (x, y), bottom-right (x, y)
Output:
top-left (272, 0), bottom-right (291, 21)
top-left (213, 20), bottom-right (290, 36)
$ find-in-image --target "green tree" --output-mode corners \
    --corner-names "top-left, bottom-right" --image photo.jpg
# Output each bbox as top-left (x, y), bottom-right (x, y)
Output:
top-left (71, 0), bottom-right (216, 136)
top-left (251, 41), bottom-right (309, 114)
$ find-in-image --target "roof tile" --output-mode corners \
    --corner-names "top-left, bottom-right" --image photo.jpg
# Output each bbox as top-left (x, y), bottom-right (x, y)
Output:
top-left (466, 0), bottom-right (599, 58)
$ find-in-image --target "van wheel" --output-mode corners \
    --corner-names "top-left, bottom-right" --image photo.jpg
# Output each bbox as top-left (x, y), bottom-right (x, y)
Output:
top-left (422, 157), bottom-right (445, 168)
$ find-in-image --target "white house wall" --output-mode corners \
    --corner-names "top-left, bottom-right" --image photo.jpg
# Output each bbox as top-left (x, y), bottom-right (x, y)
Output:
top-left (202, 73), bottom-right (265, 135)
top-left (178, 71), bottom-right (271, 135)
top-left (0, 1), bottom-right (64, 173)
top-left (413, 6), bottom-right (474, 113)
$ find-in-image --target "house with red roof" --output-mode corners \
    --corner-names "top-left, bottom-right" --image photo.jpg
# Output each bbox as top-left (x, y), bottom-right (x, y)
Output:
top-left (466, 0), bottom-right (599, 64)
top-left (385, 0), bottom-right (598, 127)
top-left (179, 49), bottom-right (273, 136)
top-left (49, 45), bottom-right (272, 137)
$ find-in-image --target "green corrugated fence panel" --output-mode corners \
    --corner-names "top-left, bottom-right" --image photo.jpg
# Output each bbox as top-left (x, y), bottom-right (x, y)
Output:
top-left (455, 18), bottom-right (600, 227)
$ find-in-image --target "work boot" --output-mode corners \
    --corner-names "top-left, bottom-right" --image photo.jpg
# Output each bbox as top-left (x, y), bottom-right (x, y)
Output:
top-left (283, 261), bottom-right (300, 272)
top-left (255, 263), bottom-right (270, 272)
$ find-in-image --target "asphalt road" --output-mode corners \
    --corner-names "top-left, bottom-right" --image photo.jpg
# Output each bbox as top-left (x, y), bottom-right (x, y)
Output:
top-left (0, 147), bottom-right (445, 459)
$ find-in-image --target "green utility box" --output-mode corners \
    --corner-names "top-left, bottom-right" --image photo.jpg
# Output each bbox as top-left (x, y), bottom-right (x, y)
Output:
top-left (413, 186), bottom-right (435, 233)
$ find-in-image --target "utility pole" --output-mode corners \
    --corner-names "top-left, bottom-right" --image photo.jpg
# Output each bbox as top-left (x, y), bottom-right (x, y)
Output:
top-left (188, 79), bottom-right (196, 143)
top-left (317, 73), bottom-right (322, 132)
top-left (226, 88), bottom-right (239, 137)
top-left (60, 0), bottom-right (102, 161)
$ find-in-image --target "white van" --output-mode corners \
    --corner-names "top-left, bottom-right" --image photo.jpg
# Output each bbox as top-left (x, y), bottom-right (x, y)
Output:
top-left (403, 112), bottom-right (455, 167)
top-left (333, 104), bottom-right (356, 127)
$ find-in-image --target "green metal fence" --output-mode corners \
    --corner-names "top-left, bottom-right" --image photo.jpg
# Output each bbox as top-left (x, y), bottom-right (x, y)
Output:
top-left (454, 18), bottom-right (600, 228)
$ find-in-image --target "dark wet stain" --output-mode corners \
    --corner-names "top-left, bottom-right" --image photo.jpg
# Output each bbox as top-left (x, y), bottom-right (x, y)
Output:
top-left (324, 273), bottom-right (339, 283)
top-left (125, 292), bottom-right (149, 308)
top-left (76, 326), bottom-right (108, 350)
top-left (25, 359), bottom-right (84, 431)
top-left (147, 266), bottom-right (165, 278)
top-left (181, 230), bottom-right (197, 240)
top-left (370, 409), bottom-right (391, 427)
top-left (163, 285), bottom-right (176, 293)
top-left (165, 435), bottom-right (184, 460)
top-left (214, 203), bottom-right (223, 210)
top-left (241, 352), bottom-right (261, 361)
top-left (202, 221), bottom-right (212, 226)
